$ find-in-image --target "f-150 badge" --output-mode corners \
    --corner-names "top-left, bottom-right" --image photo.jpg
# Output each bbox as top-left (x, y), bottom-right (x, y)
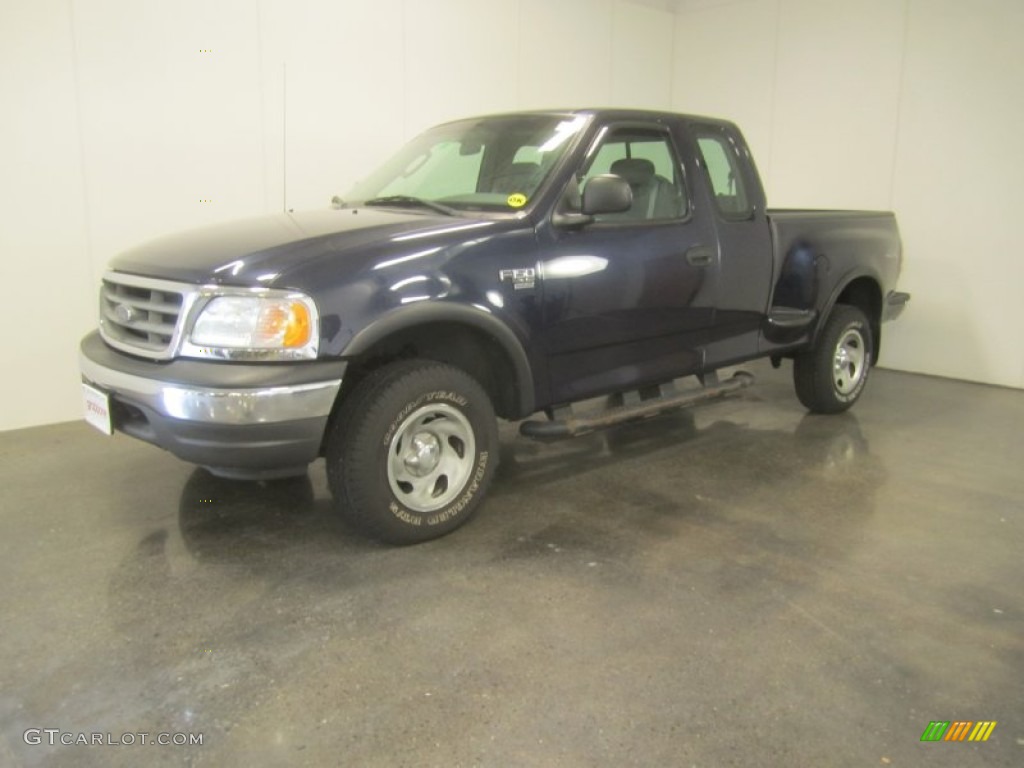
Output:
top-left (499, 268), bottom-right (536, 290)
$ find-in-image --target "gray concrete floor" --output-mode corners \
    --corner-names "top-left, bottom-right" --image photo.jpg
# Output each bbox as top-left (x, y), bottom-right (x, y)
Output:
top-left (1, 361), bottom-right (1021, 767)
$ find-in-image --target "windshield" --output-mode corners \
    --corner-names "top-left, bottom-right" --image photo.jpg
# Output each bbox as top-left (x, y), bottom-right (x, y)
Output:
top-left (346, 114), bottom-right (588, 214)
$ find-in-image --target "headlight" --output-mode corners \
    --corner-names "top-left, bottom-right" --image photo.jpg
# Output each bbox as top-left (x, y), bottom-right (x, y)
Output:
top-left (181, 293), bottom-right (319, 360)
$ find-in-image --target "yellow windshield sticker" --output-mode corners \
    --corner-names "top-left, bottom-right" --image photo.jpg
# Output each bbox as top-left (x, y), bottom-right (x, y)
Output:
top-left (506, 193), bottom-right (528, 208)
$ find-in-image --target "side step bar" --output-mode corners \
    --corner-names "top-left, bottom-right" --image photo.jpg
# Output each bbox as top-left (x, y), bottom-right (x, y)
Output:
top-left (520, 371), bottom-right (755, 439)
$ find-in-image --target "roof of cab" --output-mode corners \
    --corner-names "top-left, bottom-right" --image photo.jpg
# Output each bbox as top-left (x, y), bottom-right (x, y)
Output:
top-left (438, 107), bottom-right (737, 130)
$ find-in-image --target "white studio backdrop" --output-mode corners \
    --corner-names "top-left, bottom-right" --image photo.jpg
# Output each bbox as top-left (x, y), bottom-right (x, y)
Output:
top-left (1, 0), bottom-right (1021, 432)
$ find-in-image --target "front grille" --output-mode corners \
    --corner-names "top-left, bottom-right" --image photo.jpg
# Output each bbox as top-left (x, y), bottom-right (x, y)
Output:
top-left (100, 275), bottom-right (187, 358)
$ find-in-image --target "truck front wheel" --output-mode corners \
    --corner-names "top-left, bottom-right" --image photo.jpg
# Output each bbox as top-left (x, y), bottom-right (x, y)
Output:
top-left (793, 305), bottom-right (873, 414)
top-left (325, 360), bottom-right (498, 544)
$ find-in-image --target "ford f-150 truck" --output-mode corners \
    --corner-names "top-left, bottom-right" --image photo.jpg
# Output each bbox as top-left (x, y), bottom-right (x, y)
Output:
top-left (79, 109), bottom-right (909, 543)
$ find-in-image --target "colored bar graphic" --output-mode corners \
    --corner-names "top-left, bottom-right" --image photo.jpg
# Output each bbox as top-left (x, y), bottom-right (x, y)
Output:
top-left (921, 720), bottom-right (997, 742)
top-left (921, 722), bottom-right (949, 742)
top-left (969, 722), bottom-right (997, 742)
top-left (944, 721), bottom-right (972, 741)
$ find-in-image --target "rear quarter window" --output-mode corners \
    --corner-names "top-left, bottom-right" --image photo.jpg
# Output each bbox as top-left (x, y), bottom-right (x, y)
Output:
top-left (695, 131), bottom-right (752, 220)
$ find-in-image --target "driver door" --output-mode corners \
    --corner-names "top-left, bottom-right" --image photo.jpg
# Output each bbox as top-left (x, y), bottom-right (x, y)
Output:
top-left (539, 122), bottom-right (719, 403)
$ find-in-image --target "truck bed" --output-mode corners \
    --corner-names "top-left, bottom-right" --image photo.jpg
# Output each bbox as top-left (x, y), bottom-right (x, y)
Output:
top-left (765, 208), bottom-right (901, 320)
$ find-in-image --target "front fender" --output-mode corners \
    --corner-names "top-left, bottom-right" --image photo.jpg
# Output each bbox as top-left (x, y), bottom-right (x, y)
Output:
top-left (343, 302), bottom-right (536, 417)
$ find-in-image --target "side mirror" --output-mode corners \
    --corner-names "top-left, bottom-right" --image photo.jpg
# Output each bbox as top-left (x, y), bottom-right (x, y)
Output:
top-left (582, 174), bottom-right (632, 216)
top-left (551, 174), bottom-right (633, 229)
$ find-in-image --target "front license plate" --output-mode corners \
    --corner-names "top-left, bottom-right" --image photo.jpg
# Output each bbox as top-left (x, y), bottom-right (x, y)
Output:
top-left (82, 383), bottom-right (112, 435)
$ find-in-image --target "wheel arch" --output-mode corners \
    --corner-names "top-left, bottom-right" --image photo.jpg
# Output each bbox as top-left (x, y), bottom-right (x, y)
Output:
top-left (819, 274), bottom-right (883, 363)
top-left (339, 304), bottom-right (535, 421)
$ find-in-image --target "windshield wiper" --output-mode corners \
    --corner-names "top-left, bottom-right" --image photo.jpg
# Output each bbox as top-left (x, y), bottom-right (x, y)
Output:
top-left (363, 195), bottom-right (458, 217)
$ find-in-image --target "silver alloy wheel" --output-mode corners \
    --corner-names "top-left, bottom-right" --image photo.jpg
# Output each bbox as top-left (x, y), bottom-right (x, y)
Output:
top-left (832, 328), bottom-right (867, 395)
top-left (386, 403), bottom-right (476, 513)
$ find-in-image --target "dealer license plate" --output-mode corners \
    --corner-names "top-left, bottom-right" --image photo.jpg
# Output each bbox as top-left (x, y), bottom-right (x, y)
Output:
top-left (82, 383), bottom-right (112, 435)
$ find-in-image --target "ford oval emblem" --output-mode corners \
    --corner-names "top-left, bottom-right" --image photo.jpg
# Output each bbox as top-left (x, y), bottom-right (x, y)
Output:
top-left (115, 303), bottom-right (136, 324)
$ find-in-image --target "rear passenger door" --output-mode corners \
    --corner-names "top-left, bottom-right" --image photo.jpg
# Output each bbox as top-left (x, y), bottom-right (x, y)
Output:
top-left (538, 122), bottom-right (720, 404)
top-left (690, 123), bottom-right (773, 367)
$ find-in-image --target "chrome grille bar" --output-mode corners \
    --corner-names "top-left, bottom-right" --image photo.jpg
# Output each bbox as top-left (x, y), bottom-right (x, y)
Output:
top-left (98, 273), bottom-right (200, 359)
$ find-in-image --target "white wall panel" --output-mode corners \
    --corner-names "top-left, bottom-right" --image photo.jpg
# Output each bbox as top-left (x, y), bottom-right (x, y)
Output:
top-left (0, 0), bottom-right (94, 430)
top-left (884, 0), bottom-right (1024, 387)
top-left (671, 0), bottom-right (778, 180)
top-left (259, 0), bottom-right (406, 212)
top-left (611, 1), bottom-right (674, 108)
top-left (72, 0), bottom-right (266, 263)
top-left (769, 0), bottom-right (904, 209)
top-left (518, 0), bottom-right (613, 109)
top-left (404, 0), bottom-right (521, 132)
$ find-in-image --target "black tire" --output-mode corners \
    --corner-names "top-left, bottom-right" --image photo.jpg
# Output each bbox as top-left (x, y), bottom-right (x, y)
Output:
top-left (325, 360), bottom-right (498, 544)
top-left (793, 305), bottom-right (873, 414)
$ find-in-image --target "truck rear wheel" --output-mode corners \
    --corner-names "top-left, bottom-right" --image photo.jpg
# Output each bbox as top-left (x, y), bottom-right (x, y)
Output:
top-left (326, 360), bottom-right (498, 544)
top-left (793, 305), bottom-right (873, 414)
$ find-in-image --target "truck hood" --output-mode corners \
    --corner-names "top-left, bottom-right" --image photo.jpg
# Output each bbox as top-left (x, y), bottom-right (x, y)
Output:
top-left (108, 208), bottom-right (493, 285)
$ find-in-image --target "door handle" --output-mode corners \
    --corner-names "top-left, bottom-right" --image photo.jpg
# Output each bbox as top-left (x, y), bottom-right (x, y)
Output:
top-left (685, 245), bottom-right (715, 267)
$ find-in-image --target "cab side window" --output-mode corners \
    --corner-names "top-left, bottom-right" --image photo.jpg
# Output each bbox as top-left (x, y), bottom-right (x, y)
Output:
top-left (578, 129), bottom-right (688, 222)
top-left (695, 131), bottom-right (752, 219)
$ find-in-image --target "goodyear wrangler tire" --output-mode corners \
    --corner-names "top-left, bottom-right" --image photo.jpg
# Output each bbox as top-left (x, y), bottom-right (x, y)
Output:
top-left (793, 305), bottom-right (873, 414)
top-left (326, 360), bottom-right (498, 544)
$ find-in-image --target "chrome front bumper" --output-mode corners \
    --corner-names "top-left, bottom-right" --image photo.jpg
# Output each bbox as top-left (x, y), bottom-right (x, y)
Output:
top-left (79, 351), bottom-right (341, 426)
top-left (78, 331), bottom-right (346, 479)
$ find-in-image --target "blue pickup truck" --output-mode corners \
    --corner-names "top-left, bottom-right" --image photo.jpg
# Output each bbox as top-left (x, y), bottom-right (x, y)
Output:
top-left (79, 109), bottom-right (909, 543)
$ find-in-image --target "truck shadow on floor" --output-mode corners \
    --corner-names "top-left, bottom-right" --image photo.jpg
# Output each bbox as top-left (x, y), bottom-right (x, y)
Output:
top-left (161, 407), bottom-right (881, 568)
top-left (494, 408), bottom-right (873, 495)
top-left (487, 409), bottom-right (883, 567)
top-left (173, 470), bottom-right (378, 562)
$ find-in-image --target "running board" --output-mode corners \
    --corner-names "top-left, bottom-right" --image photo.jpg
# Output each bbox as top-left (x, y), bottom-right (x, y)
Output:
top-left (519, 371), bottom-right (755, 439)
